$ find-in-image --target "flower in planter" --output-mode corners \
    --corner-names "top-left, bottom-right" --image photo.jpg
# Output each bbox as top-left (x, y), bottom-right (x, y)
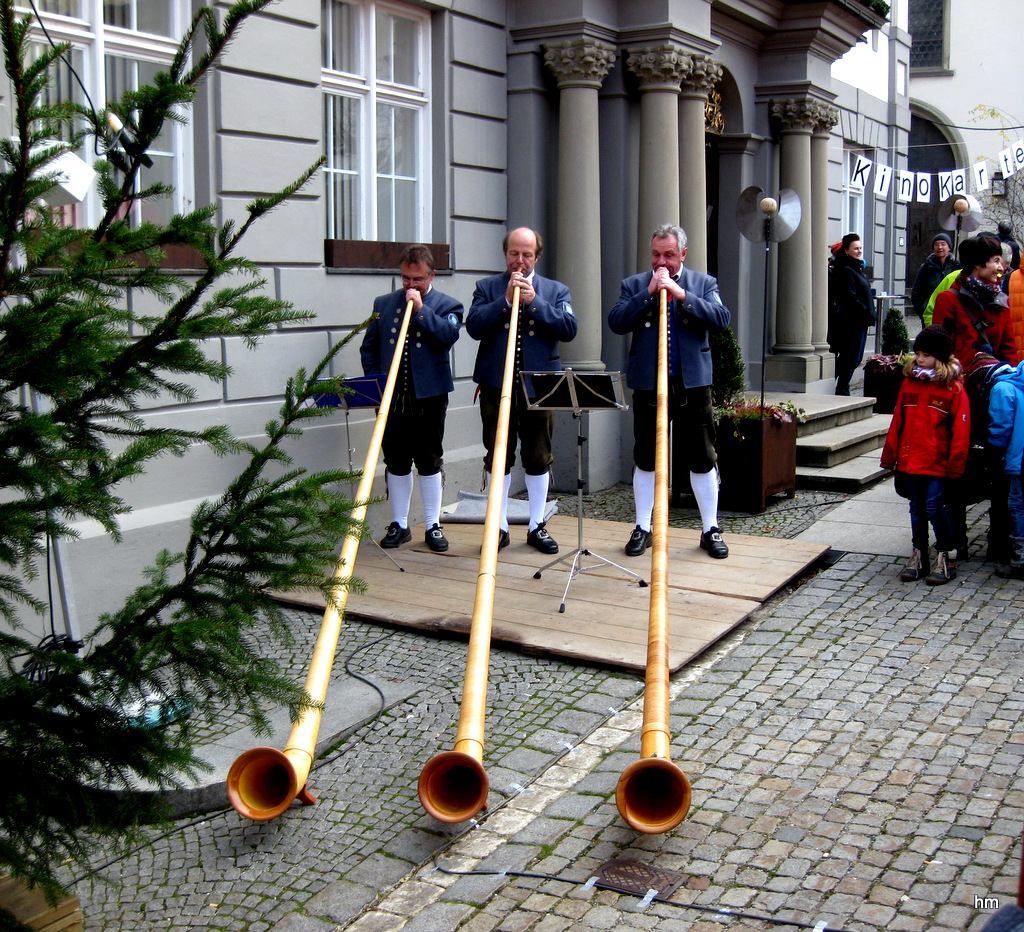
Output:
top-left (713, 398), bottom-right (804, 438)
top-left (863, 352), bottom-right (913, 373)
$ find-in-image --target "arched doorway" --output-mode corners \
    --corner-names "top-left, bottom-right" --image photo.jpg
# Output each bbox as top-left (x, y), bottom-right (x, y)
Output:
top-left (906, 113), bottom-right (957, 292)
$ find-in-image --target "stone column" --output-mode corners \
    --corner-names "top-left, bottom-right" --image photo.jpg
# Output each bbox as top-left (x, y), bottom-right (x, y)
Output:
top-left (764, 98), bottom-right (818, 389)
top-left (627, 45), bottom-right (691, 269)
top-left (544, 38), bottom-right (615, 370)
top-left (677, 55), bottom-right (722, 274)
top-left (811, 104), bottom-right (839, 362)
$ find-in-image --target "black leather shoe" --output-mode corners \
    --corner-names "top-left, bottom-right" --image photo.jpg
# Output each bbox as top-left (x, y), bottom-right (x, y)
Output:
top-left (497, 529), bottom-right (511, 550)
top-left (699, 526), bottom-right (729, 559)
top-left (381, 522), bottom-right (411, 548)
top-left (624, 525), bottom-right (653, 557)
top-left (526, 522), bottom-right (558, 554)
top-left (425, 523), bottom-right (449, 553)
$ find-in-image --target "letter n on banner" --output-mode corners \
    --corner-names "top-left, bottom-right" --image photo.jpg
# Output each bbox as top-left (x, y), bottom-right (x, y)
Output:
top-left (916, 172), bottom-right (932, 203)
top-left (874, 165), bottom-right (893, 198)
top-left (897, 170), bottom-right (916, 202)
top-left (973, 161), bottom-right (990, 192)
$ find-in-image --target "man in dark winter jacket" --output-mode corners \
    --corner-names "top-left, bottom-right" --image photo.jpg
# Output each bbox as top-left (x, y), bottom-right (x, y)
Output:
top-left (911, 232), bottom-right (959, 320)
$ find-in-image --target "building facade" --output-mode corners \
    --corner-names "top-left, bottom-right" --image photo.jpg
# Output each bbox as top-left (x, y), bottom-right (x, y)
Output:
top-left (7, 0), bottom-right (901, 636)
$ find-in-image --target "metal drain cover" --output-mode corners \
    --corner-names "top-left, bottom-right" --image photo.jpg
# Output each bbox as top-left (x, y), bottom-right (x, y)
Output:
top-left (593, 857), bottom-right (687, 899)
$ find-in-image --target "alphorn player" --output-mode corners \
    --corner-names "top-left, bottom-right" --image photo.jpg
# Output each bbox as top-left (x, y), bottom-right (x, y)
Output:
top-left (466, 227), bottom-right (577, 554)
top-left (609, 223), bottom-right (732, 559)
top-left (360, 244), bottom-right (463, 552)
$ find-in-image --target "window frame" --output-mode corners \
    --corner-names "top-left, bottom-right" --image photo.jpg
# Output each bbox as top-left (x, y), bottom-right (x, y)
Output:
top-left (20, 0), bottom-right (195, 230)
top-left (321, 0), bottom-right (432, 251)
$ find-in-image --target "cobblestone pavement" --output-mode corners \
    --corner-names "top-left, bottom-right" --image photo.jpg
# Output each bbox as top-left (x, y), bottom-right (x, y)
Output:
top-left (65, 484), bottom-right (1024, 932)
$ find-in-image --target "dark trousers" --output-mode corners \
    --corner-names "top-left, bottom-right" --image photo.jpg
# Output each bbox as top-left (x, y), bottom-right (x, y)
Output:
top-left (380, 393), bottom-right (447, 476)
top-left (631, 382), bottom-right (717, 474)
top-left (479, 386), bottom-right (553, 476)
top-left (896, 472), bottom-right (953, 553)
top-left (835, 325), bottom-right (867, 396)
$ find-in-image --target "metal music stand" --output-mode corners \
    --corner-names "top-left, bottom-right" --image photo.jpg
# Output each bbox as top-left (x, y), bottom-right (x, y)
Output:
top-left (315, 375), bottom-right (403, 571)
top-left (524, 368), bottom-right (646, 612)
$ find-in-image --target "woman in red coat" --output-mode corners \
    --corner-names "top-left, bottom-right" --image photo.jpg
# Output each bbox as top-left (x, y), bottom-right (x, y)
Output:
top-left (880, 326), bottom-right (970, 585)
top-left (933, 233), bottom-right (1018, 371)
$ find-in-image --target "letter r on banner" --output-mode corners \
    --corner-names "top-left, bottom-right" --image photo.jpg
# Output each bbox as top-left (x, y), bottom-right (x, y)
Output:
top-left (897, 170), bottom-right (915, 202)
top-left (851, 155), bottom-right (873, 189)
top-left (973, 161), bottom-right (990, 191)
top-left (916, 172), bottom-right (932, 203)
top-left (874, 165), bottom-right (893, 198)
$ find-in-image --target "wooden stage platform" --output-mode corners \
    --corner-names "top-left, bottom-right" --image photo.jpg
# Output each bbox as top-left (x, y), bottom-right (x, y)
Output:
top-left (276, 515), bottom-right (829, 674)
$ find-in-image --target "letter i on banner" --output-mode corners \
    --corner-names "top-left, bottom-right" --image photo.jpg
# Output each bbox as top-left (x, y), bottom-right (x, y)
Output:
top-left (973, 161), bottom-right (990, 192)
top-left (874, 165), bottom-right (893, 198)
top-left (916, 172), bottom-right (932, 203)
top-left (897, 170), bottom-right (916, 202)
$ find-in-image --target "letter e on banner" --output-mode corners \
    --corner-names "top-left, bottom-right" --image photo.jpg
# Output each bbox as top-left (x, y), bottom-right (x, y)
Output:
top-left (874, 165), bottom-right (893, 198)
top-left (851, 155), bottom-right (873, 189)
top-left (916, 172), bottom-right (932, 203)
top-left (938, 172), bottom-right (954, 200)
top-left (1013, 139), bottom-right (1024, 173)
top-left (897, 170), bottom-right (915, 202)
top-left (973, 161), bottom-right (990, 191)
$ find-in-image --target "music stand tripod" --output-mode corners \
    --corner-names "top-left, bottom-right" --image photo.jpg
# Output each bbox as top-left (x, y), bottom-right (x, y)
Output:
top-left (314, 374), bottom-right (403, 572)
top-left (524, 369), bottom-right (647, 613)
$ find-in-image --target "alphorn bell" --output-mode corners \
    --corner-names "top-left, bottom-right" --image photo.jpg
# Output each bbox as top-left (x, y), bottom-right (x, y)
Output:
top-left (418, 286), bottom-right (522, 822)
top-left (227, 299), bottom-right (418, 821)
top-left (615, 287), bottom-right (693, 833)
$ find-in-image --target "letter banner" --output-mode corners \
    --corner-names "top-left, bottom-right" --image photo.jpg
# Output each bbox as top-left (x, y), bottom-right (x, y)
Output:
top-left (999, 148), bottom-right (1015, 177)
top-left (1014, 139), bottom-right (1024, 172)
top-left (873, 164), bottom-right (893, 198)
top-left (897, 170), bottom-right (916, 203)
top-left (916, 172), bottom-right (932, 203)
top-left (851, 155), bottom-right (873, 189)
top-left (974, 161), bottom-right (990, 191)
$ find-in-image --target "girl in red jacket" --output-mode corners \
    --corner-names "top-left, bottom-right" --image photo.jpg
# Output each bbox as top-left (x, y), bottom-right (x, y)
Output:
top-left (880, 325), bottom-right (971, 585)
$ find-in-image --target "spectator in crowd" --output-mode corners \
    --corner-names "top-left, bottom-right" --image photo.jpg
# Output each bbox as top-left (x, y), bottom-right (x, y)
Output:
top-left (911, 232), bottom-right (959, 321)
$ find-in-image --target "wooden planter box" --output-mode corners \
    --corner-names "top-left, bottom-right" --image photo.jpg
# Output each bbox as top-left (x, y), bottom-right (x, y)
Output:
top-left (715, 416), bottom-right (798, 514)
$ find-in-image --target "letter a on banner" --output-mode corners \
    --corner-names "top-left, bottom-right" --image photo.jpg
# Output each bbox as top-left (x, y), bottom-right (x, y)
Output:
top-left (874, 165), bottom-right (893, 198)
top-left (916, 172), bottom-right (932, 203)
top-left (897, 170), bottom-right (915, 202)
top-left (973, 161), bottom-right (990, 192)
top-left (851, 155), bottom-right (873, 189)
top-left (951, 169), bottom-right (967, 196)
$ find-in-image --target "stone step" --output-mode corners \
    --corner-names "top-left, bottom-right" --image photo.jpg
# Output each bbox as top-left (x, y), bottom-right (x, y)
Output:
top-left (795, 414), bottom-right (892, 469)
top-left (755, 391), bottom-right (877, 437)
top-left (797, 453), bottom-right (893, 492)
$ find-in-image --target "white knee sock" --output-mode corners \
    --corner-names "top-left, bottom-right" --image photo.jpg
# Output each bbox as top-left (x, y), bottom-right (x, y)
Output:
top-left (689, 468), bottom-right (720, 533)
top-left (387, 471), bottom-right (413, 528)
top-left (419, 471), bottom-right (443, 528)
top-left (485, 472), bottom-right (512, 532)
top-left (524, 472), bottom-right (550, 531)
top-left (633, 468), bottom-right (655, 531)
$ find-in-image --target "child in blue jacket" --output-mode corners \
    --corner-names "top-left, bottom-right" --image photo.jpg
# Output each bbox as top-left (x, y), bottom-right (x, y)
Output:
top-left (988, 360), bottom-right (1024, 577)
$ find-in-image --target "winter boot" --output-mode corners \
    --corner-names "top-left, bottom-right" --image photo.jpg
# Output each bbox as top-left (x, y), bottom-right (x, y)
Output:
top-left (924, 551), bottom-right (956, 586)
top-left (899, 548), bottom-right (928, 582)
top-left (995, 537), bottom-right (1024, 579)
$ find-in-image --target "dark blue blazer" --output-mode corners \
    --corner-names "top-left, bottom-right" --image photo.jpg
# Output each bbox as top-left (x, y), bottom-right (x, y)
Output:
top-left (608, 267), bottom-right (730, 391)
top-left (360, 287), bottom-right (463, 399)
top-left (466, 272), bottom-right (577, 390)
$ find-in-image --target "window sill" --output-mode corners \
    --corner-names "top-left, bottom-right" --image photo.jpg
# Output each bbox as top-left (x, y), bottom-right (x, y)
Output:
top-left (324, 240), bottom-right (451, 272)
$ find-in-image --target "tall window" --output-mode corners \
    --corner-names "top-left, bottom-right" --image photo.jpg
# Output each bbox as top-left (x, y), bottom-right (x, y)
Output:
top-left (322, 0), bottom-right (430, 242)
top-left (843, 148), bottom-right (868, 241)
top-left (24, 0), bottom-right (191, 228)
top-left (908, 0), bottom-right (948, 70)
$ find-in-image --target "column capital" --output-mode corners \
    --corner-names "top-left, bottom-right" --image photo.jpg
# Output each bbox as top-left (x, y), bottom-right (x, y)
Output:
top-left (771, 97), bottom-right (834, 134)
top-left (812, 103), bottom-right (840, 138)
top-left (543, 38), bottom-right (616, 90)
top-left (679, 53), bottom-right (722, 97)
top-left (626, 44), bottom-right (691, 92)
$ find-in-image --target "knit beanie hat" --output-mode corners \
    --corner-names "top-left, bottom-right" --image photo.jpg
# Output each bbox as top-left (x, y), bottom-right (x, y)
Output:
top-left (932, 232), bottom-right (953, 249)
top-left (913, 325), bottom-right (953, 363)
